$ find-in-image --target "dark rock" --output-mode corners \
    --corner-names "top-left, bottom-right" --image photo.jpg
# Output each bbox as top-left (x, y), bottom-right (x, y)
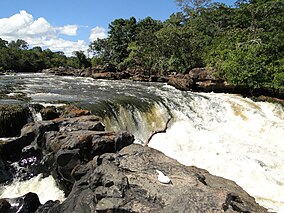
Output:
top-left (35, 200), bottom-right (60, 213)
top-left (30, 104), bottom-right (44, 113)
top-left (168, 74), bottom-right (194, 91)
top-left (103, 63), bottom-right (117, 73)
top-left (0, 156), bottom-right (13, 183)
top-left (92, 72), bottom-right (120, 80)
top-left (57, 115), bottom-right (105, 132)
top-left (40, 106), bottom-right (59, 120)
top-left (52, 144), bottom-right (267, 213)
top-left (0, 114), bottom-right (109, 186)
top-left (0, 198), bottom-right (11, 212)
top-left (16, 148), bottom-right (44, 181)
top-left (45, 130), bottom-right (134, 159)
top-left (188, 67), bottom-right (218, 81)
top-left (55, 149), bottom-right (80, 183)
top-left (0, 104), bottom-right (31, 137)
top-left (1, 120), bottom-right (59, 162)
top-left (3, 192), bottom-right (41, 213)
top-left (42, 67), bottom-right (82, 76)
top-left (118, 71), bottom-right (131, 79)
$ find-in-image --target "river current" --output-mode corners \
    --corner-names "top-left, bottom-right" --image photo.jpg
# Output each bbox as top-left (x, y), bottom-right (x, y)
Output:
top-left (0, 73), bottom-right (284, 212)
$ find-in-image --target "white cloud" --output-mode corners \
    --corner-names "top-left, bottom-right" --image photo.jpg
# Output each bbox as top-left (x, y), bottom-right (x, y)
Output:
top-left (58, 25), bottom-right (78, 36)
top-left (89, 26), bottom-right (107, 42)
top-left (0, 10), bottom-right (87, 56)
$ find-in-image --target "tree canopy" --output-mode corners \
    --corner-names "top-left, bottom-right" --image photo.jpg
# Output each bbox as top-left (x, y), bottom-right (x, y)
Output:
top-left (88, 0), bottom-right (283, 89)
top-left (0, 39), bottom-right (91, 72)
top-left (0, 0), bottom-right (283, 91)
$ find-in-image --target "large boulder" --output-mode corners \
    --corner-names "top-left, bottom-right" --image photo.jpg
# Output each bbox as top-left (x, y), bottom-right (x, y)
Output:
top-left (45, 144), bottom-right (267, 213)
top-left (1, 192), bottom-right (41, 213)
top-left (188, 67), bottom-right (218, 81)
top-left (0, 104), bottom-right (31, 137)
top-left (168, 74), bottom-right (194, 91)
top-left (0, 114), bottom-right (134, 193)
top-left (40, 106), bottom-right (60, 120)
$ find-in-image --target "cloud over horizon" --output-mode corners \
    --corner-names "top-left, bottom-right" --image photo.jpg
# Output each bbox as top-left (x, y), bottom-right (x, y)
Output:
top-left (89, 26), bottom-right (107, 42)
top-left (0, 10), bottom-right (97, 56)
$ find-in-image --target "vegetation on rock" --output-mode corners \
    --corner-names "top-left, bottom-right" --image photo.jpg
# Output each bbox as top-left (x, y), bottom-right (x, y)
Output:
top-left (0, 104), bottom-right (31, 137)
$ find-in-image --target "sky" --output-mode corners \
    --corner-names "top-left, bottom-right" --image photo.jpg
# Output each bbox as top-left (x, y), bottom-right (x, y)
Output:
top-left (0, 0), bottom-right (235, 56)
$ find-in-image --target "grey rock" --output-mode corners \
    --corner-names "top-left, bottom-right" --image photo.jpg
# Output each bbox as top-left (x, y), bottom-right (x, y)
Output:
top-left (50, 144), bottom-right (267, 213)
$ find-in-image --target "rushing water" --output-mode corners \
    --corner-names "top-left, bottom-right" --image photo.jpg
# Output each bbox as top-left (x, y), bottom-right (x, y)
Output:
top-left (0, 73), bottom-right (284, 211)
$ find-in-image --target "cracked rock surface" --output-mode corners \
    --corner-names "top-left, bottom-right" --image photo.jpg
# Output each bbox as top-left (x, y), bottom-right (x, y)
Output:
top-left (45, 144), bottom-right (267, 213)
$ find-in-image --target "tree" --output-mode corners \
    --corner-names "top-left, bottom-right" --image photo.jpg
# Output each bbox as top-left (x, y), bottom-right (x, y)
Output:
top-left (68, 51), bottom-right (91, 69)
top-left (0, 38), bottom-right (8, 48)
top-left (8, 39), bottom-right (29, 50)
top-left (89, 17), bottom-right (138, 69)
top-left (175, 0), bottom-right (212, 15)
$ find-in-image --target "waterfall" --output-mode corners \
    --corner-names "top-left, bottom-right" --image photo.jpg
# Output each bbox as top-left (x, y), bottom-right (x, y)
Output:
top-left (148, 92), bottom-right (284, 212)
top-left (0, 175), bottom-right (65, 204)
top-left (88, 99), bottom-right (171, 144)
top-left (0, 73), bottom-right (283, 212)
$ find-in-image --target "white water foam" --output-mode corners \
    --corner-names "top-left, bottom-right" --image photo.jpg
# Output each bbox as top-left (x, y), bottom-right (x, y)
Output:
top-left (0, 174), bottom-right (65, 204)
top-left (149, 92), bottom-right (284, 212)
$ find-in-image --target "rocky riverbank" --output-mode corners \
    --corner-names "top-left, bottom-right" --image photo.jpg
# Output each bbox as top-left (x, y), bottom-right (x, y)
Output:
top-left (0, 104), bottom-right (268, 212)
top-left (42, 67), bottom-right (284, 100)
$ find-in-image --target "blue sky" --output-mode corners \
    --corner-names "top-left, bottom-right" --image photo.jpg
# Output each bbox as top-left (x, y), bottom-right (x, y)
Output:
top-left (0, 0), bottom-right (235, 55)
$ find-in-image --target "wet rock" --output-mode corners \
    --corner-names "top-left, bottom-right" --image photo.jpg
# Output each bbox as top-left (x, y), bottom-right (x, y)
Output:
top-left (0, 104), bottom-right (31, 137)
top-left (16, 148), bottom-right (44, 181)
top-left (3, 192), bottom-right (40, 213)
top-left (0, 115), bottom-right (109, 185)
top-left (0, 156), bottom-right (13, 183)
top-left (0, 198), bottom-right (11, 212)
top-left (40, 106), bottom-right (59, 120)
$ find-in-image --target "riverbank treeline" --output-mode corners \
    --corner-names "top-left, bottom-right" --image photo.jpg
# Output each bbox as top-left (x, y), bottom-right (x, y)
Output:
top-left (0, 39), bottom-right (91, 72)
top-left (89, 0), bottom-right (283, 90)
top-left (0, 0), bottom-right (283, 91)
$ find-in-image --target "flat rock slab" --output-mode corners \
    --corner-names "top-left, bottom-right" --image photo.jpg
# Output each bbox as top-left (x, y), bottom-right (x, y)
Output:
top-left (49, 144), bottom-right (267, 213)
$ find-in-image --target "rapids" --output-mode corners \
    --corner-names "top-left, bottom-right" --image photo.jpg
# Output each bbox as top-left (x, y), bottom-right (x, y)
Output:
top-left (0, 73), bottom-right (283, 211)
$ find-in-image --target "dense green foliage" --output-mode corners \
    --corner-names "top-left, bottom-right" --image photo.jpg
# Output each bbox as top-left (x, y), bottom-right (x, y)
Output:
top-left (0, 40), bottom-right (91, 72)
top-left (89, 0), bottom-right (283, 89)
top-left (0, 0), bottom-right (283, 91)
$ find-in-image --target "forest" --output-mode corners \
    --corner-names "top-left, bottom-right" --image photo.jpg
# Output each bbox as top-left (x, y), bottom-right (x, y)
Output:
top-left (0, 0), bottom-right (283, 90)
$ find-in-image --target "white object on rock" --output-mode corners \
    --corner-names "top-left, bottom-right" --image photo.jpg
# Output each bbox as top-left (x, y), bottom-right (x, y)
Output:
top-left (156, 170), bottom-right (171, 184)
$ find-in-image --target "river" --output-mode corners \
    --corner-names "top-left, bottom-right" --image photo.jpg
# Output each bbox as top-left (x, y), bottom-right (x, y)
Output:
top-left (0, 73), bottom-right (284, 212)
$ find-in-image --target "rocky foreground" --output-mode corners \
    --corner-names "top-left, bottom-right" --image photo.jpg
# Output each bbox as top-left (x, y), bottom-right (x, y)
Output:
top-left (0, 105), bottom-right (268, 212)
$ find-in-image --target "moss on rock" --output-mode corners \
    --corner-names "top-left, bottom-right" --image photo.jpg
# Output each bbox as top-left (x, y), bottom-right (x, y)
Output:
top-left (0, 104), bottom-right (31, 137)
